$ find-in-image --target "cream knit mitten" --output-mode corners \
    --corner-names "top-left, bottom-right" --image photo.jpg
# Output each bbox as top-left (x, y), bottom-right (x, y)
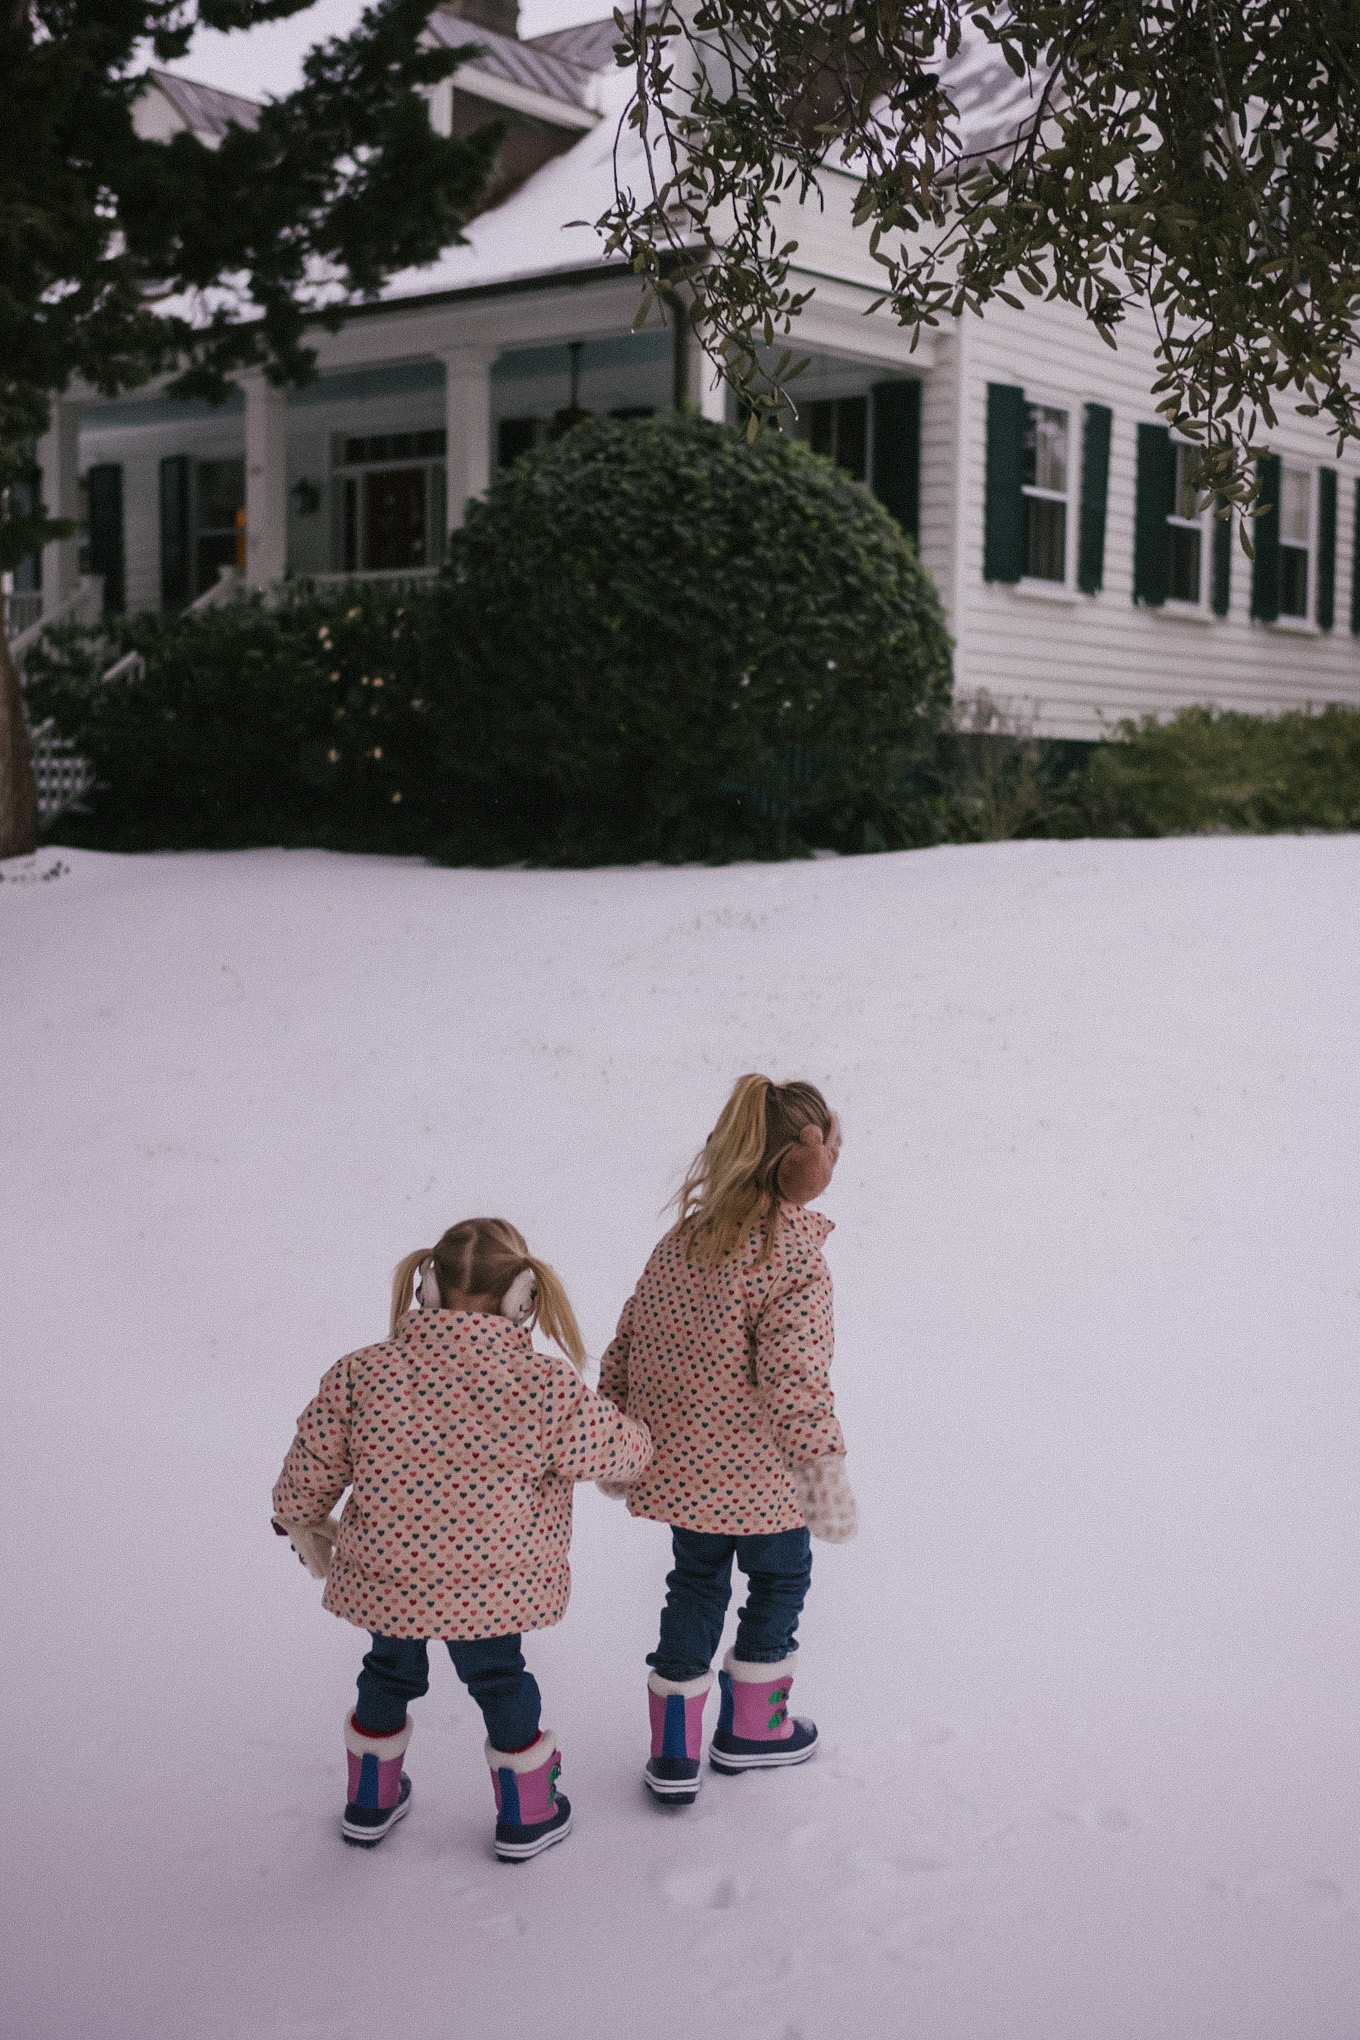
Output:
top-left (791, 1456), bottom-right (859, 1542)
top-left (277, 1515), bottom-right (342, 1579)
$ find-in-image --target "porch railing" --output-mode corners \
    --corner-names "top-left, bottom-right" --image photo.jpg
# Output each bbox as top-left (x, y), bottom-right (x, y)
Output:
top-left (4, 590), bottom-right (44, 639)
top-left (6, 575), bottom-right (104, 663)
top-left (29, 719), bottom-right (92, 822)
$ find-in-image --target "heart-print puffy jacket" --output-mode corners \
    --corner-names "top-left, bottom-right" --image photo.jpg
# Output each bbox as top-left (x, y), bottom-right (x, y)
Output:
top-left (599, 1202), bottom-right (844, 1536)
top-left (273, 1308), bottom-right (652, 1640)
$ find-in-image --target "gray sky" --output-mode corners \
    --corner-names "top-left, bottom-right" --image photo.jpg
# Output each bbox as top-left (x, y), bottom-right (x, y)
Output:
top-left (158, 0), bottom-right (604, 99)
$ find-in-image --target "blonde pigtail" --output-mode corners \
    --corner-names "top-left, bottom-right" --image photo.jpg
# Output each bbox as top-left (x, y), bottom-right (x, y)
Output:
top-left (525, 1257), bottom-right (587, 1371)
top-left (390, 1249), bottom-right (431, 1336)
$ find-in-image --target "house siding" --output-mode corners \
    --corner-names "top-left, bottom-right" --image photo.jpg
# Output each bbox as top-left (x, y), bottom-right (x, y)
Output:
top-left (953, 298), bottom-right (1360, 738)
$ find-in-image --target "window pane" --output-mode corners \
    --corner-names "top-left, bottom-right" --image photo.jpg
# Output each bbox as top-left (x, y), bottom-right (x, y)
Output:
top-left (498, 417), bottom-right (539, 466)
top-left (1280, 543), bottom-right (1309, 617)
top-left (197, 459), bottom-right (244, 533)
top-left (835, 396), bottom-right (868, 482)
top-left (1023, 495), bottom-right (1066, 580)
top-left (1174, 444), bottom-right (1204, 522)
top-left (1280, 467), bottom-right (1310, 546)
top-left (1168, 523), bottom-right (1202, 603)
top-left (1023, 406), bottom-right (1067, 493)
top-left (807, 401), bottom-right (835, 458)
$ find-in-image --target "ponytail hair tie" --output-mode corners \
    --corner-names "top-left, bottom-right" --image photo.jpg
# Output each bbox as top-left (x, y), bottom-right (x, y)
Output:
top-left (417, 1255), bottom-right (441, 1310)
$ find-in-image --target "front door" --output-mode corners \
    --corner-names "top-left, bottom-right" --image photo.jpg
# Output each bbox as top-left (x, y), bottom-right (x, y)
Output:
top-left (363, 467), bottom-right (427, 570)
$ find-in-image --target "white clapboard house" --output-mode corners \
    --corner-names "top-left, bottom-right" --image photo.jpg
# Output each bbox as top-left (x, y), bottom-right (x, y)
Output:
top-left (13, 2), bottom-right (1360, 740)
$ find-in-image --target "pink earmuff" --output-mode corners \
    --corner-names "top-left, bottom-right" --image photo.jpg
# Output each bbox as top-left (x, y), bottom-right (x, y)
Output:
top-left (776, 1124), bottom-right (836, 1205)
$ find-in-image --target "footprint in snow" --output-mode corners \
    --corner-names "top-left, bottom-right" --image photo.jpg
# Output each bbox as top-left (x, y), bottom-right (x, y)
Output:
top-left (663, 1866), bottom-right (746, 1909)
top-left (1050, 1801), bottom-right (1138, 1833)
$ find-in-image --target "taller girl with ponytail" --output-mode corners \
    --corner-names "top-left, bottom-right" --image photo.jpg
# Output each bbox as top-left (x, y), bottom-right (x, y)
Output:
top-left (272, 1215), bottom-right (651, 1863)
top-left (599, 1075), bottom-right (858, 1808)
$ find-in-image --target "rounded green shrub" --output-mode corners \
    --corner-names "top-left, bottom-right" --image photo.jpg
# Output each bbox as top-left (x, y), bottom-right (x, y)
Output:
top-left (435, 412), bottom-right (954, 861)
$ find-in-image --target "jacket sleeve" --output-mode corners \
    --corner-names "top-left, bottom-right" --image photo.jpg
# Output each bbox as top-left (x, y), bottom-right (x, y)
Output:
top-left (752, 1253), bottom-right (845, 1468)
top-left (542, 1359), bottom-right (653, 1485)
top-left (272, 1355), bottom-right (354, 1528)
top-left (597, 1293), bottom-right (634, 1412)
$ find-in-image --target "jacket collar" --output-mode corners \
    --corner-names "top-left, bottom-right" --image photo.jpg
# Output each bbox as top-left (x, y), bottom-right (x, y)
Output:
top-left (778, 1200), bottom-right (834, 1246)
top-left (392, 1307), bottom-right (527, 1348)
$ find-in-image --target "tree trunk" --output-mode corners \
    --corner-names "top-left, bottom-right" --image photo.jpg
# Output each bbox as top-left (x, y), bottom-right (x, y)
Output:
top-left (0, 619), bottom-right (39, 860)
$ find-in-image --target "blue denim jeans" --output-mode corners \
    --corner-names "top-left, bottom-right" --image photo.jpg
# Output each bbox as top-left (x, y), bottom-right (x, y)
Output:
top-left (355, 1632), bottom-right (542, 1752)
top-left (648, 1525), bottom-right (814, 1683)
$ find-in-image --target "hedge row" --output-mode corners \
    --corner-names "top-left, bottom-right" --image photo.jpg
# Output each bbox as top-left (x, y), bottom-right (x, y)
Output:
top-left (23, 413), bottom-right (1360, 862)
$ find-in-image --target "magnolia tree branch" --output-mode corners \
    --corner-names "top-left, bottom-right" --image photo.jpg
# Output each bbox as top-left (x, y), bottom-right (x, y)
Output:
top-left (598, 0), bottom-right (1360, 494)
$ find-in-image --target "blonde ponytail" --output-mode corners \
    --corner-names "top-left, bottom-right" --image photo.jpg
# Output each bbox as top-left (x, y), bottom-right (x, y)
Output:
top-left (388, 1220), bottom-right (587, 1370)
top-left (674, 1073), bottom-right (834, 1266)
top-left (524, 1257), bottom-right (586, 1371)
top-left (390, 1248), bottom-right (432, 1335)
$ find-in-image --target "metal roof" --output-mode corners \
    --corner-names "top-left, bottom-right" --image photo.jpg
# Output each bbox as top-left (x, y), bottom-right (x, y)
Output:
top-left (426, 12), bottom-right (598, 111)
top-left (526, 17), bottom-right (634, 76)
top-left (145, 68), bottom-right (261, 139)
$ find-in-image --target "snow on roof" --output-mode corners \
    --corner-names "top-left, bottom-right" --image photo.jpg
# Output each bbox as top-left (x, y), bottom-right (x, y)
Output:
top-left (378, 63), bottom-right (641, 302)
top-left (376, 24), bottom-right (1036, 308)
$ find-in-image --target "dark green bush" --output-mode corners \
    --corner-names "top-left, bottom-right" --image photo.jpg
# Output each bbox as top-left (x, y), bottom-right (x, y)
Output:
top-left (1048, 703), bottom-right (1360, 837)
top-left (28, 413), bottom-right (954, 862)
top-left (24, 584), bottom-right (450, 852)
top-left (434, 412), bottom-right (954, 862)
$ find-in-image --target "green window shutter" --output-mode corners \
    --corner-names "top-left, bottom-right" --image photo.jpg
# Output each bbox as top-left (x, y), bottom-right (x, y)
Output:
top-left (86, 463), bottom-right (125, 616)
top-left (1211, 497), bottom-right (1232, 616)
top-left (1250, 454), bottom-right (1281, 622)
top-left (1317, 466), bottom-right (1337, 630)
top-left (1076, 403), bottom-right (1112, 593)
top-left (159, 454), bottom-right (192, 612)
top-left (1133, 424), bottom-right (1173, 605)
top-left (983, 383), bottom-right (1025, 583)
top-left (871, 380), bottom-right (921, 541)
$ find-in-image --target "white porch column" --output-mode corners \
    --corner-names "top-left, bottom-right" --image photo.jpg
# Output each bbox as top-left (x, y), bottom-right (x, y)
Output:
top-left (441, 347), bottom-right (495, 529)
top-left (241, 371), bottom-right (288, 588)
top-left (684, 328), bottom-right (728, 423)
top-left (37, 398), bottom-right (83, 615)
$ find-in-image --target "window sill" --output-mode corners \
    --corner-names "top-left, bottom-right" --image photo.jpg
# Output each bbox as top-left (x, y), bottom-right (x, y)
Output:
top-left (1264, 614), bottom-right (1319, 636)
top-left (1154, 600), bottom-right (1215, 626)
top-left (1011, 578), bottom-right (1081, 605)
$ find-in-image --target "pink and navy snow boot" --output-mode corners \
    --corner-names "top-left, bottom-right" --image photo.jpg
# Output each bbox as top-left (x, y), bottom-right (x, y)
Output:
top-left (709, 1650), bottom-right (818, 1773)
top-left (645, 1669), bottom-right (715, 1806)
top-left (487, 1729), bottom-right (572, 1861)
top-left (341, 1714), bottom-right (414, 1846)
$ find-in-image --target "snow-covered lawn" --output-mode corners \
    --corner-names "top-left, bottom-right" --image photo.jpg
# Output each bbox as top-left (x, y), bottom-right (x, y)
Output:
top-left (3, 836), bottom-right (1358, 2040)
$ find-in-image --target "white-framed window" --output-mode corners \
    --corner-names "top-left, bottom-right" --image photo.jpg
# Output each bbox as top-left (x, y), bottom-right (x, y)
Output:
top-left (1278, 464), bottom-right (1312, 618)
top-left (330, 429), bottom-right (446, 573)
top-left (1167, 442), bottom-right (1207, 606)
top-left (803, 396), bottom-right (869, 483)
top-left (1021, 403), bottom-right (1070, 582)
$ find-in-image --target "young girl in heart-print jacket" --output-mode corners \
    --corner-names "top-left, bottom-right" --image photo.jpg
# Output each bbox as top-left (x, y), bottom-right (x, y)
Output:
top-left (598, 1074), bottom-right (858, 1806)
top-left (272, 1217), bottom-right (651, 1861)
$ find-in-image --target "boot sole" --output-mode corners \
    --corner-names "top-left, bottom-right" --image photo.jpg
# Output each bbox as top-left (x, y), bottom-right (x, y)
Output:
top-left (494, 1807), bottom-right (573, 1861)
top-left (644, 1769), bottom-right (700, 1807)
top-left (709, 1742), bottom-right (817, 1774)
top-left (341, 1793), bottom-right (413, 1847)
